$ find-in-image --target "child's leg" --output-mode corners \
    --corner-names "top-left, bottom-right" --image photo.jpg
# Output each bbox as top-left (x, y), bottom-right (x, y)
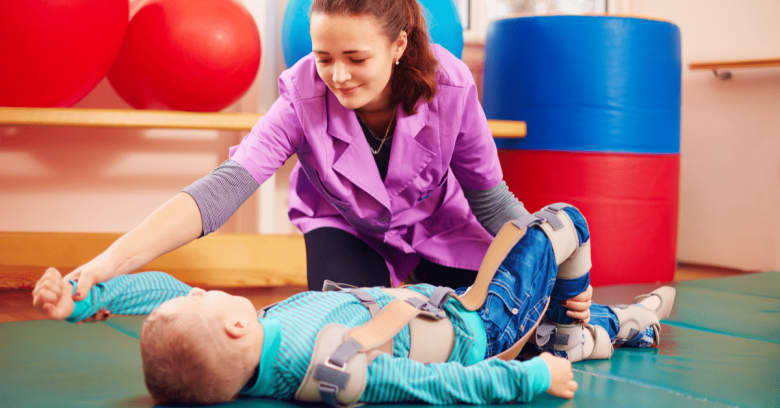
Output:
top-left (474, 203), bottom-right (595, 359)
top-left (472, 222), bottom-right (558, 358)
top-left (533, 205), bottom-right (614, 362)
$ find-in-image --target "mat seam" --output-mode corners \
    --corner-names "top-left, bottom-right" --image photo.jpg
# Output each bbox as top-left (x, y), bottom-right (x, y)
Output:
top-left (662, 320), bottom-right (779, 345)
top-left (573, 367), bottom-right (740, 407)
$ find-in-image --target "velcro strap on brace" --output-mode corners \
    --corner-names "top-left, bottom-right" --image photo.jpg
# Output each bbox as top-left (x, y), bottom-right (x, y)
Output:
top-left (295, 324), bottom-right (367, 407)
top-left (382, 287), bottom-right (456, 363)
top-left (540, 323), bottom-right (613, 362)
top-left (347, 289), bottom-right (380, 317)
top-left (401, 286), bottom-right (453, 319)
top-left (533, 203), bottom-right (580, 265)
top-left (322, 280), bottom-right (380, 317)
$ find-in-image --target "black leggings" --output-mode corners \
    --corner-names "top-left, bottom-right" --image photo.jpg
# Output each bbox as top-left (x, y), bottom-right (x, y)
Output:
top-left (304, 227), bottom-right (477, 291)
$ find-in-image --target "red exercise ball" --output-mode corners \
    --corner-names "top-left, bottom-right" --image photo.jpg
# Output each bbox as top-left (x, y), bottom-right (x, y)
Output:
top-left (108, 0), bottom-right (262, 112)
top-left (0, 0), bottom-right (128, 107)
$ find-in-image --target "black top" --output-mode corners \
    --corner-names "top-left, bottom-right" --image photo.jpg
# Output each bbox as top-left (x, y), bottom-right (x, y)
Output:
top-left (357, 118), bottom-right (393, 181)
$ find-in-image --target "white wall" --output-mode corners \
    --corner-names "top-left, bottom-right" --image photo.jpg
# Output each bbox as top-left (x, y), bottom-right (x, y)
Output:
top-left (617, 0), bottom-right (780, 271)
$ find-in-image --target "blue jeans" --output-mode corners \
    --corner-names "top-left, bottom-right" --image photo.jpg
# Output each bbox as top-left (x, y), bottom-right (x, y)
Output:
top-left (464, 207), bottom-right (619, 358)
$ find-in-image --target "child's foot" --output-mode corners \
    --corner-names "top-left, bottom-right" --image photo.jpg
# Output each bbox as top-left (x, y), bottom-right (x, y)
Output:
top-left (612, 286), bottom-right (676, 347)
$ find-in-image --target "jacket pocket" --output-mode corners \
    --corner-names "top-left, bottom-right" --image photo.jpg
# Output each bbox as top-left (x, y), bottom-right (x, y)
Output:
top-left (310, 169), bottom-right (350, 209)
top-left (417, 171), bottom-right (448, 202)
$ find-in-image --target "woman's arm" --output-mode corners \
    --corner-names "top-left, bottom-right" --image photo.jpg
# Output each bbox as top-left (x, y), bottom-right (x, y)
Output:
top-left (64, 192), bottom-right (202, 299)
top-left (463, 180), bottom-right (530, 236)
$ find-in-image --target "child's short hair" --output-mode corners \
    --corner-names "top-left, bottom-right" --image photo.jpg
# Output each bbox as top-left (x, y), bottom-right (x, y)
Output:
top-left (139, 310), bottom-right (254, 405)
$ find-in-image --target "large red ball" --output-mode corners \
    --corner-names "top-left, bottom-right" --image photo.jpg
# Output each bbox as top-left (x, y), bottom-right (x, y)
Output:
top-left (108, 0), bottom-right (262, 112)
top-left (0, 0), bottom-right (128, 107)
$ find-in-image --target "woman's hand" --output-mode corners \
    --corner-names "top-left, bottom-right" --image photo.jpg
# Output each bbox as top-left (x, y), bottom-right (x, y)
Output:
top-left (540, 352), bottom-right (577, 399)
top-left (62, 253), bottom-right (118, 301)
top-left (32, 267), bottom-right (75, 320)
top-left (563, 284), bottom-right (592, 323)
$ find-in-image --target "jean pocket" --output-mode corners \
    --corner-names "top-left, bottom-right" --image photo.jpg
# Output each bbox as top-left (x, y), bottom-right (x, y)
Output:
top-left (486, 289), bottom-right (525, 339)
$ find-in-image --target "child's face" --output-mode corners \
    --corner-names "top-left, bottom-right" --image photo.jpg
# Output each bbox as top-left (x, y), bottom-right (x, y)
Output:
top-left (157, 287), bottom-right (257, 324)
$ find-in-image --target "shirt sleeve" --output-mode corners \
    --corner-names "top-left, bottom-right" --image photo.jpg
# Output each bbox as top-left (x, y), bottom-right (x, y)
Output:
top-left (361, 354), bottom-right (551, 404)
top-left (449, 79), bottom-right (504, 191)
top-left (463, 180), bottom-right (531, 235)
top-left (66, 272), bottom-right (192, 323)
top-left (181, 159), bottom-right (259, 236)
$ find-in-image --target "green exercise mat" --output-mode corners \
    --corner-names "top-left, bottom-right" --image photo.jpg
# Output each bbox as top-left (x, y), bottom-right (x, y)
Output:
top-left (2, 272), bottom-right (778, 407)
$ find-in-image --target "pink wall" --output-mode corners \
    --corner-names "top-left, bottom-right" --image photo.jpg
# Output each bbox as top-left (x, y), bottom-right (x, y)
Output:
top-left (1, 0), bottom-right (777, 271)
top-left (0, 1), bottom-right (286, 235)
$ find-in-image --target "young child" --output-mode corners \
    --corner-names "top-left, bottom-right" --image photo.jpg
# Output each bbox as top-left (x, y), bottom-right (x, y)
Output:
top-left (32, 204), bottom-right (675, 406)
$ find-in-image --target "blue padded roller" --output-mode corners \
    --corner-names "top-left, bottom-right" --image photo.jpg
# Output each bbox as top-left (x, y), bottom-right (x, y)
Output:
top-left (483, 16), bottom-right (681, 154)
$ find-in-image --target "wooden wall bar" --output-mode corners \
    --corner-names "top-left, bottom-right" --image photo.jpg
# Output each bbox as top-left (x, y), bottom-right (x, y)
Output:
top-left (0, 232), bottom-right (307, 290)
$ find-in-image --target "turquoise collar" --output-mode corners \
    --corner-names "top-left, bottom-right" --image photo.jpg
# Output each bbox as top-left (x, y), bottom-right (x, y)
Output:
top-left (240, 317), bottom-right (282, 396)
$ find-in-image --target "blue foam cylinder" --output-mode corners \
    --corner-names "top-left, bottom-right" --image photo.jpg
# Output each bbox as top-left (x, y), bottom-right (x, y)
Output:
top-left (483, 16), bottom-right (681, 154)
top-left (282, 0), bottom-right (464, 68)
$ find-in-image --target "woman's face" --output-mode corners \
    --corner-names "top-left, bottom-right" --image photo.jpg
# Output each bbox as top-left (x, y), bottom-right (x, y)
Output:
top-left (310, 12), bottom-right (406, 113)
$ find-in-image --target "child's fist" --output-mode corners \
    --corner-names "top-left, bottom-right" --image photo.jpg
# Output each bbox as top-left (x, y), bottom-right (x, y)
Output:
top-left (32, 267), bottom-right (75, 320)
top-left (540, 352), bottom-right (578, 399)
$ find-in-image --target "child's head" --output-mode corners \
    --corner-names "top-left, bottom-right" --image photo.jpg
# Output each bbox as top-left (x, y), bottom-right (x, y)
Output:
top-left (139, 288), bottom-right (263, 405)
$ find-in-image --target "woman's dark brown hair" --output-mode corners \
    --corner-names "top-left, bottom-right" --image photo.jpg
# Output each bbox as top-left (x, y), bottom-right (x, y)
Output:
top-left (310, 0), bottom-right (438, 115)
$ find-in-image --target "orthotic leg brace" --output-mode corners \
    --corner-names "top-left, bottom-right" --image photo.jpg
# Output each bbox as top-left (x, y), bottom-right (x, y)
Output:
top-left (529, 203), bottom-right (613, 362)
top-left (294, 203), bottom-right (604, 406)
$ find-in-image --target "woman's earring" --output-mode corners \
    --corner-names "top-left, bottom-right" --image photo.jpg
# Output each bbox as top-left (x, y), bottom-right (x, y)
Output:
top-left (395, 57), bottom-right (400, 66)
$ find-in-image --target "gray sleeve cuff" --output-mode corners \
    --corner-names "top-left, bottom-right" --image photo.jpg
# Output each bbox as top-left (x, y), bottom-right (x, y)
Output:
top-left (182, 159), bottom-right (259, 236)
top-left (463, 180), bottom-right (530, 236)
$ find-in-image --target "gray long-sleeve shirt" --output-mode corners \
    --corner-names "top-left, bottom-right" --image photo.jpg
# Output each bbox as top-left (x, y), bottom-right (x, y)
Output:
top-left (182, 160), bottom-right (528, 237)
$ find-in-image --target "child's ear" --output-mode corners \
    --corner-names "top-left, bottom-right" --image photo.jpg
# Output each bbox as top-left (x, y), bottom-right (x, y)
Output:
top-left (224, 319), bottom-right (250, 339)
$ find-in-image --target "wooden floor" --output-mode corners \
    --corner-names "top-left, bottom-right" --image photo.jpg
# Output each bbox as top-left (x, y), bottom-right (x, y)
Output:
top-left (0, 263), bottom-right (753, 323)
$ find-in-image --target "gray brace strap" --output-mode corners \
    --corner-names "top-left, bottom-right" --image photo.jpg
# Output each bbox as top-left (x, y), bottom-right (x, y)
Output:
top-left (323, 280), bottom-right (380, 317)
top-left (315, 338), bottom-right (363, 407)
top-left (347, 289), bottom-right (380, 317)
top-left (403, 286), bottom-right (453, 319)
top-left (510, 212), bottom-right (545, 230)
top-left (535, 322), bottom-right (557, 347)
top-left (536, 322), bottom-right (613, 362)
top-left (535, 203), bottom-right (568, 230)
top-left (296, 324), bottom-right (368, 407)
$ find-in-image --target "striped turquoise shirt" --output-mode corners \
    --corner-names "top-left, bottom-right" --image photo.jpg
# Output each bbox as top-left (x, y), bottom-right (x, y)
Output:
top-left (67, 271), bottom-right (550, 404)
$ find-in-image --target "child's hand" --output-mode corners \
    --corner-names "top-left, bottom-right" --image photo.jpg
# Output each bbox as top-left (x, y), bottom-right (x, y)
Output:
top-left (32, 267), bottom-right (75, 320)
top-left (540, 352), bottom-right (577, 399)
top-left (563, 284), bottom-right (592, 323)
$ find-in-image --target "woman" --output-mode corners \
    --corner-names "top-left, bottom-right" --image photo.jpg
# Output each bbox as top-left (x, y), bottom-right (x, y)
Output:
top-left (65, 0), bottom-right (591, 322)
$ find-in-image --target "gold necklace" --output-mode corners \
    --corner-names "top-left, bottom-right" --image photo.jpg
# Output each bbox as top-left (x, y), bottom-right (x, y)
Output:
top-left (367, 115), bottom-right (395, 155)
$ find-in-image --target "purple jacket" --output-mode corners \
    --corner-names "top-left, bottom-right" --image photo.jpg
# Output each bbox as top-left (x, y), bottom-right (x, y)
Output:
top-left (230, 45), bottom-right (502, 285)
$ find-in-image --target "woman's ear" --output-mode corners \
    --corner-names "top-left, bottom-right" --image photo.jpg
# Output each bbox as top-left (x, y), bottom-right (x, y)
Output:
top-left (395, 30), bottom-right (408, 60)
top-left (224, 319), bottom-right (250, 339)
